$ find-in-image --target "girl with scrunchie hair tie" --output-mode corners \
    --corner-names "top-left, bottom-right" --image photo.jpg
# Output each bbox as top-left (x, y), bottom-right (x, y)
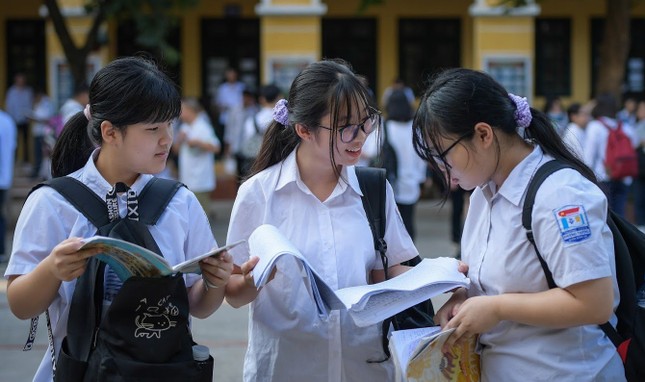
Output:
top-left (224, 59), bottom-right (433, 381)
top-left (413, 68), bottom-right (625, 381)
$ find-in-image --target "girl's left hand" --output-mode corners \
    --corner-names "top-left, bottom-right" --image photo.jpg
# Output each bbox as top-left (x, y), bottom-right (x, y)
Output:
top-left (442, 295), bottom-right (501, 352)
top-left (200, 250), bottom-right (234, 289)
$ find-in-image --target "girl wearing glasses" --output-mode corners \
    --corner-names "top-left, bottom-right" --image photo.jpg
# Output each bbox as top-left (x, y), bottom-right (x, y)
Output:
top-left (224, 59), bottom-right (420, 381)
top-left (412, 68), bottom-right (624, 380)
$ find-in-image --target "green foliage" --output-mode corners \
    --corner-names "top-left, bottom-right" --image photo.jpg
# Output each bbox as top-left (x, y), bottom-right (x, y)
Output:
top-left (85, 0), bottom-right (199, 65)
top-left (358, 0), bottom-right (385, 13)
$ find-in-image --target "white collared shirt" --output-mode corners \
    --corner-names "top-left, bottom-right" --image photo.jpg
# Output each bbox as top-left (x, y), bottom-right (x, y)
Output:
top-left (463, 146), bottom-right (624, 381)
top-left (384, 119), bottom-right (427, 204)
top-left (5, 149), bottom-right (216, 382)
top-left (227, 148), bottom-right (417, 382)
top-left (178, 116), bottom-right (220, 193)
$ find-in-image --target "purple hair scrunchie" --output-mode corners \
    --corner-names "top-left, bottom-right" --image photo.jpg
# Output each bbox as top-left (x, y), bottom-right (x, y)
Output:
top-left (272, 99), bottom-right (289, 126)
top-left (508, 93), bottom-right (532, 137)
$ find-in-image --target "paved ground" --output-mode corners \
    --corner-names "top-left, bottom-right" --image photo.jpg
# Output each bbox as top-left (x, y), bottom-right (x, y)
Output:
top-left (0, 177), bottom-right (458, 381)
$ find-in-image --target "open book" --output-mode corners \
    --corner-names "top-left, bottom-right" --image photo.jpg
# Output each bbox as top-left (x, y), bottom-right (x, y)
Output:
top-left (249, 224), bottom-right (470, 327)
top-left (390, 327), bottom-right (480, 382)
top-left (80, 236), bottom-right (245, 281)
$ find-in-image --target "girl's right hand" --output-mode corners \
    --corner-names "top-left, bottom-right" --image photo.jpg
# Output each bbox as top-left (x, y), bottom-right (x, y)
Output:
top-left (46, 238), bottom-right (100, 282)
top-left (435, 287), bottom-right (468, 328)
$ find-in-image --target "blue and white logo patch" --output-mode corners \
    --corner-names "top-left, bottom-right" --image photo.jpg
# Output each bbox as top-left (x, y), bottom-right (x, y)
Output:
top-left (553, 205), bottom-right (592, 244)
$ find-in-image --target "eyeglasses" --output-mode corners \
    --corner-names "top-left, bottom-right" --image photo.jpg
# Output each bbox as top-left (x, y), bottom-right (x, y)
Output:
top-left (318, 108), bottom-right (382, 143)
top-left (432, 134), bottom-right (470, 169)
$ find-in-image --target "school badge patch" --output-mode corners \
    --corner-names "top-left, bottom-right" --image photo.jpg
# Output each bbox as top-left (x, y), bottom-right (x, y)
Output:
top-left (553, 205), bottom-right (592, 244)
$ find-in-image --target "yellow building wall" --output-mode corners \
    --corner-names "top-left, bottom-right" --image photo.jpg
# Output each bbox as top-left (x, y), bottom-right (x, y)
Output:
top-left (4, 1), bottom-right (645, 104)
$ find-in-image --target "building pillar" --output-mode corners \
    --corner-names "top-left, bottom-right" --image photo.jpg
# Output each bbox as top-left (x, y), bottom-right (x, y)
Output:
top-left (469, 0), bottom-right (540, 100)
top-left (255, 0), bottom-right (327, 92)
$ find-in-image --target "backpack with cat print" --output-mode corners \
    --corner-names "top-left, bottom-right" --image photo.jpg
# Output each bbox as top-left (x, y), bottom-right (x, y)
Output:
top-left (523, 160), bottom-right (645, 382)
top-left (31, 176), bottom-right (214, 382)
top-left (599, 119), bottom-right (639, 180)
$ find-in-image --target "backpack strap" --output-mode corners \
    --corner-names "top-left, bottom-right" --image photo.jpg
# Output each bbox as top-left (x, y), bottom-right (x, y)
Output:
top-left (355, 166), bottom-right (394, 361)
top-left (521, 160), bottom-right (569, 289)
top-left (32, 177), bottom-right (184, 226)
top-left (522, 160), bottom-right (623, 347)
top-left (32, 177), bottom-right (111, 228)
top-left (137, 177), bottom-right (185, 225)
top-left (355, 167), bottom-right (388, 272)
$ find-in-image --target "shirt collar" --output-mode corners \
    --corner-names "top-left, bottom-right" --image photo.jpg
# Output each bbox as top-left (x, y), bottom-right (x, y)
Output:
top-left (274, 147), bottom-right (362, 197)
top-left (482, 145), bottom-right (546, 207)
top-left (78, 148), bottom-right (152, 197)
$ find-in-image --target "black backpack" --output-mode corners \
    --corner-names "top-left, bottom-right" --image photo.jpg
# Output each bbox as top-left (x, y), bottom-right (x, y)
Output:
top-left (523, 160), bottom-right (645, 382)
top-left (32, 176), bottom-right (214, 382)
top-left (355, 167), bottom-right (435, 361)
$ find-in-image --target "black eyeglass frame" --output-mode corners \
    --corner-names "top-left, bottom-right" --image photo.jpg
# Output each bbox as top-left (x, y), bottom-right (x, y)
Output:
top-left (432, 133), bottom-right (472, 169)
top-left (317, 107), bottom-right (382, 143)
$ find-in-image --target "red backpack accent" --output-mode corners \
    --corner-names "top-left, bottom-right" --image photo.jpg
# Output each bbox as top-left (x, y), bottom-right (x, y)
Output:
top-left (600, 119), bottom-right (639, 180)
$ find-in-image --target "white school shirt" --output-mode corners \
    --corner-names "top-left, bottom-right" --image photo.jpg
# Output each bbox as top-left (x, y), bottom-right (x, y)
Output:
top-left (463, 146), bottom-right (625, 382)
top-left (385, 120), bottom-right (427, 205)
top-left (178, 116), bottom-right (220, 193)
top-left (561, 122), bottom-right (585, 160)
top-left (226, 148), bottom-right (418, 382)
top-left (4, 149), bottom-right (216, 382)
top-left (583, 117), bottom-right (638, 183)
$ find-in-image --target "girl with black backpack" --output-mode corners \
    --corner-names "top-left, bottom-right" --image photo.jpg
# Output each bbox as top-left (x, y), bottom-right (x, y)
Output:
top-left (4, 56), bottom-right (233, 381)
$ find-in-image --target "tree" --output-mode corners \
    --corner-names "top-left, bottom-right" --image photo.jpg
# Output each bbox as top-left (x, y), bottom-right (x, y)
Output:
top-left (43, 0), bottom-right (198, 88)
top-left (360, 0), bottom-right (633, 101)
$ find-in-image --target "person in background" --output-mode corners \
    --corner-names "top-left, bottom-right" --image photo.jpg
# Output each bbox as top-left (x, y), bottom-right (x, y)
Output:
top-left (5, 73), bottom-right (34, 164)
top-left (381, 86), bottom-right (427, 240)
top-left (225, 59), bottom-right (422, 382)
top-left (28, 89), bottom-right (54, 180)
top-left (412, 68), bottom-right (625, 381)
top-left (633, 99), bottom-right (645, 231)
top-left (583, 93), bottom-right (638, 217)
top-left (173, 97), bottom-right (221, 219)
top-left (543, 96), bottom-right (568, 136)
top-left (561, 102), bottom-right (589, 159)
top-left (617, 95), bottom-right (637, 126)
top-left (60, 83), bottom-right (89, 124)
top-left (215, 68), bottom-right (245, 131)
top-left (0, 108), bottom-right (17, 262)
top-left (224, 89), bottom-right (258, 183)
top-left (381, 77), bottom-right (415, 111)
top-left (238, 84), bottom-right (281, 179)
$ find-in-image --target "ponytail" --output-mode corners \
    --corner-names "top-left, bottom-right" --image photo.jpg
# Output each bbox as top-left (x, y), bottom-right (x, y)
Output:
top-left (525, 109), bottom-right (597, 184)
top-left (50, 112), bottom-right (95, 178)
top-left (247, 120), bottom-right (299, 179)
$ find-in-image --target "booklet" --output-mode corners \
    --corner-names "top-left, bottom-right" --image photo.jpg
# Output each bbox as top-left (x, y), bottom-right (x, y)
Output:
top-left (248, 224), bottom-right (470, 327)
top-left (80, 236), bottom-right (245, 281)
top-left (389, 327), bottom-right (480, 382)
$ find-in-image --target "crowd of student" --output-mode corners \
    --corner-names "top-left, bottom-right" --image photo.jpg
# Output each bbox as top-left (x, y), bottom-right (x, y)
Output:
top-left (544, 94), bottom-right (645, 230)
top-left (1, 56), bottom-right (639, 381)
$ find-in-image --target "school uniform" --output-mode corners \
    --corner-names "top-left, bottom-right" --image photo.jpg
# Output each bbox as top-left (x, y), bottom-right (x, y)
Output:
top-left (177, 114), bottom-right (220, 193)
top-left (462, 146), bottom-right (625, 381)
top-left (227, 148), bottom-right (418, 382)
top-left (4, 149), bottom-right (216, 382)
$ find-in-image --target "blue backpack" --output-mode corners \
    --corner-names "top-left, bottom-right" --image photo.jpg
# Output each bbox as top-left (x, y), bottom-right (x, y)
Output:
top-left (523, 160), bottom-right (645, 382)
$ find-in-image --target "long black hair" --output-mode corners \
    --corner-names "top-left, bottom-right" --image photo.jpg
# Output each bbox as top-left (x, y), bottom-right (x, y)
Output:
top-left (248, 59), bottom-right (377, 179)
top-left (51, 56), bottom-right (181, 178)
top-left (412, 68), bottom-right (596, 199)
